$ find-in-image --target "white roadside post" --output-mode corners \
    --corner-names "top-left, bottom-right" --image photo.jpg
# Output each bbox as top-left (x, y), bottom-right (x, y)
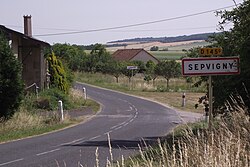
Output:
top-left (35, 84), bottom-right (39, 99)
top-left (83, 87), bottom-right (87, 100)
top-left (58, 100), bottom-right (64, 121)
top-left (182, 92), bottom-right (186, 107)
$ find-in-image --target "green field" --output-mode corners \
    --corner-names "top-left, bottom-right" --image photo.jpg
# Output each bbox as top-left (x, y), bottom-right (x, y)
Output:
top-left (149, 51), bottom-right (186, 60)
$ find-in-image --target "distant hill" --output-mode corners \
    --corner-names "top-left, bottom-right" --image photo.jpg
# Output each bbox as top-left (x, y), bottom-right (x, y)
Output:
top-left (107, 32), bottom-right (218, 45)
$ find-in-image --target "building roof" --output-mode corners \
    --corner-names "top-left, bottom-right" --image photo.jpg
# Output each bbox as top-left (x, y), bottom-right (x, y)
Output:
top-left (0, 25), bottom-right (50, 47)
top-left (112, 48), bottom-right (159, 62)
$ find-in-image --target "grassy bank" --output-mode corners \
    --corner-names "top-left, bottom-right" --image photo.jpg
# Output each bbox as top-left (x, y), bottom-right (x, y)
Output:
top-left (0, 88), bottom-right (99, 143)
top-left (122, 111), bottom-right (250, 167)
top-left (95, 110), bottom-right (249, 167)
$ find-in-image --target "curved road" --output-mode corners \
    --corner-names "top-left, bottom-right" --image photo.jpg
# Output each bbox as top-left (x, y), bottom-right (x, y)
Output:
top-left (0, 82), bottom-right (184, 167)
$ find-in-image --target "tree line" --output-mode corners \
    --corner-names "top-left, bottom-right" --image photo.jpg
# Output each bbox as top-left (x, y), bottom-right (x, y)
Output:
top-left (51, 43), bottom-right (181, 87)
top-left (107, 33), bottom-right (218, 44)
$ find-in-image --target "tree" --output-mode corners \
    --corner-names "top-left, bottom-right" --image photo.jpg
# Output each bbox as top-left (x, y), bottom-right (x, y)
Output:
top-left (144, 60), bottom-right (157, 85)
top-left (105, 60), bottom-right (123, 83)
top-left (84, 43), bottom-right (112, 73)
top-left (52, 43), bottom-right (86, 72)
top-left (211, 1), bottom-right (250, 115)
top-left (47, 52), bottom-right (69, 93)
top-left (150, 46), bottom-right (159, 51)
top-left (0, 31), bottom-right (24, 119)
top-left (155, 60), bottom-right (181, 89)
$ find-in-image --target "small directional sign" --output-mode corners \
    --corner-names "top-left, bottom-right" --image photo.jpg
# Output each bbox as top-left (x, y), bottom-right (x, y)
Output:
top-left (199, 47), bottom-right (223, 56)
top-left (127, 66), bottom-right (138, 70)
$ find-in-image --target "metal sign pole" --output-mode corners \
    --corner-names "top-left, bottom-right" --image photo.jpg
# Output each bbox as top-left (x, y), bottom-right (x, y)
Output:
top-left (208, 75), bottom-right (213, 131)
top-left (131, 69), bottom-right (133, 90)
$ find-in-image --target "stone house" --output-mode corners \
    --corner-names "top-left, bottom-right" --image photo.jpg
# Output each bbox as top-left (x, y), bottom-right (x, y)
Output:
top-left (0, 16), bottom-right (50, 89)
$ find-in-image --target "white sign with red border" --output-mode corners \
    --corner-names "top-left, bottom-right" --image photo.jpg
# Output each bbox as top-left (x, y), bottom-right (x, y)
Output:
top-left (182, 57), bottom-right (240, 76)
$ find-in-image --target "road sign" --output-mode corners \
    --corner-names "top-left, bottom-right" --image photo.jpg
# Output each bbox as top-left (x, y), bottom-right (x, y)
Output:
top-left (127, 66), bottom-right (138, 70)
top-left (199, 47), bottom-right (222, 56)
top-left (182, 57), bottom-right (240, 76)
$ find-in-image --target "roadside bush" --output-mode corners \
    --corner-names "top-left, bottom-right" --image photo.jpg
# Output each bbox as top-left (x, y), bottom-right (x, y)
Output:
top-left (0, 31), bottom-right (24, 119)
top-left (156, 85), bottom-right (169, 92)
top-left (35, 98), bottom-right (50, 110)
top-left (39, 87), bottom-right (72, 110)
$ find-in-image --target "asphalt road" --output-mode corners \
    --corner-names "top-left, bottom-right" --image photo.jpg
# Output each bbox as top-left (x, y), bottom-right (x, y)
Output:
top-left (0, 82), bottom-right (184, 167)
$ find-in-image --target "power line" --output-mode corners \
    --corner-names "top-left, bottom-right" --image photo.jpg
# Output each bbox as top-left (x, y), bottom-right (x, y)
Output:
top-left (108, 26), bottom-right (220, 32)
top-left (32, 4), bottom-right (237, 37)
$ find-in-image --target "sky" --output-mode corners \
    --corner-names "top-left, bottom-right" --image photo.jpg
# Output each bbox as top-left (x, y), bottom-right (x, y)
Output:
top-left (0, 0), bottom-right (244, 45)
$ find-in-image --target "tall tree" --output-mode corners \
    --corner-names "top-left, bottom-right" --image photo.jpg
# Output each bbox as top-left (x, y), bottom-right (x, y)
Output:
top-left (105, 60), bottom-right (123, 83)
top-left (52, 43), bottom-right (86, 71)
top-left (84, 43), bottom-right (112, 73)
top-left (155, 60), bottom-right (181, 89)
top-left (0, 31), bottom-right (24, 119)
top-left (212, 1), bottom-right (250, 114)
top-left (144, 60), bottom-right (157, 85)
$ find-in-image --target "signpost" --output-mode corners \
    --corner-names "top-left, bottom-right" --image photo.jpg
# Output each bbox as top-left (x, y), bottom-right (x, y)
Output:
top-left (127, 66), bottom-right (138, 70)
top-left (127, 66), bottom-right (138, 90)
top-left (182, 56), bottom-right (240, 130)
top-left (182, 57), bottom-right (240, 76)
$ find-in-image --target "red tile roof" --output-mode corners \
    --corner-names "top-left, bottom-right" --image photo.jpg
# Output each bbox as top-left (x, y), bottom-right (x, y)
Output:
top-left (112, 49), bottom-right (159, 62)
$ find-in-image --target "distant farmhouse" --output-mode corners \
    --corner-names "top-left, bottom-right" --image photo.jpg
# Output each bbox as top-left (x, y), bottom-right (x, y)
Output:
top-left (0, 16), bottom-right (50, 89)
top-left (112, 49), bottom-right (159, 64)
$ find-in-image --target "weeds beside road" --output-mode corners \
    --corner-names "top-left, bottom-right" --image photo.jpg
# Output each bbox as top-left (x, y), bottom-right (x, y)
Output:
top-left (0, 88), bottom-right (99, 143)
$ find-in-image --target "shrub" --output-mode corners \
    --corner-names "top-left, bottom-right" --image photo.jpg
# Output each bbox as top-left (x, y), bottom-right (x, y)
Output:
top-left (47, 52), bottom-right (69, 93)
top-left (39, 87), bottom-right (72, 110)
top-left (0, 31), bottom-right (24, 119)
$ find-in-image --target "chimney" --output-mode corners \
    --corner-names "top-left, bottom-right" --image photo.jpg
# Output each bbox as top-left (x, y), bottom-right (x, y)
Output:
top-left (23, 15), bottom-right (32, 37)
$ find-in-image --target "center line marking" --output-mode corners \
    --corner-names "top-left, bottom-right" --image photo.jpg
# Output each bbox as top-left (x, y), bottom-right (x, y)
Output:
top-left (0, 158), bottom-right (24, 166)
top-left (89, 135), bottom-right (101, 140)
top-left (36, 148), bottom-right (61, 156)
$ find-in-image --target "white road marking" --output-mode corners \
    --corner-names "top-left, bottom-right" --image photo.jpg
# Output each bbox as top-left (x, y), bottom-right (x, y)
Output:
top-left (57, 137), bottom-right (86, 146)
top-left (104, 130), bottom-right (113, 135)
top-left (110, 120), bottom-right (128, 129)
top-left (0, 158), bottom-right (24, 166)
top-left (36, 148), bottom-right (61, 156)
top-left (89, 135), bottom-right (101, 140)
top-left (114, 126), bottom-right (122, 130)
top-left (126, 106), bottom-right (133, 112)
top-left (123, 122), bottom-right (130, 126)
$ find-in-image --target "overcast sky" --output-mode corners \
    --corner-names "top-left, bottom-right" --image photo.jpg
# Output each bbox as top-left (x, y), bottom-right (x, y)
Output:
top-left (0, 0), bottom-right (243, 45)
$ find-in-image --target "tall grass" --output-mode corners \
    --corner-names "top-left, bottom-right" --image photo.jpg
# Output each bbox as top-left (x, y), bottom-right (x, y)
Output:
top-left (114, 111), bottom-right (249, 166)
top-left (0, 88), bottom-right (98, 143)
top-left (93, 109), bottom-right (249, 167)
